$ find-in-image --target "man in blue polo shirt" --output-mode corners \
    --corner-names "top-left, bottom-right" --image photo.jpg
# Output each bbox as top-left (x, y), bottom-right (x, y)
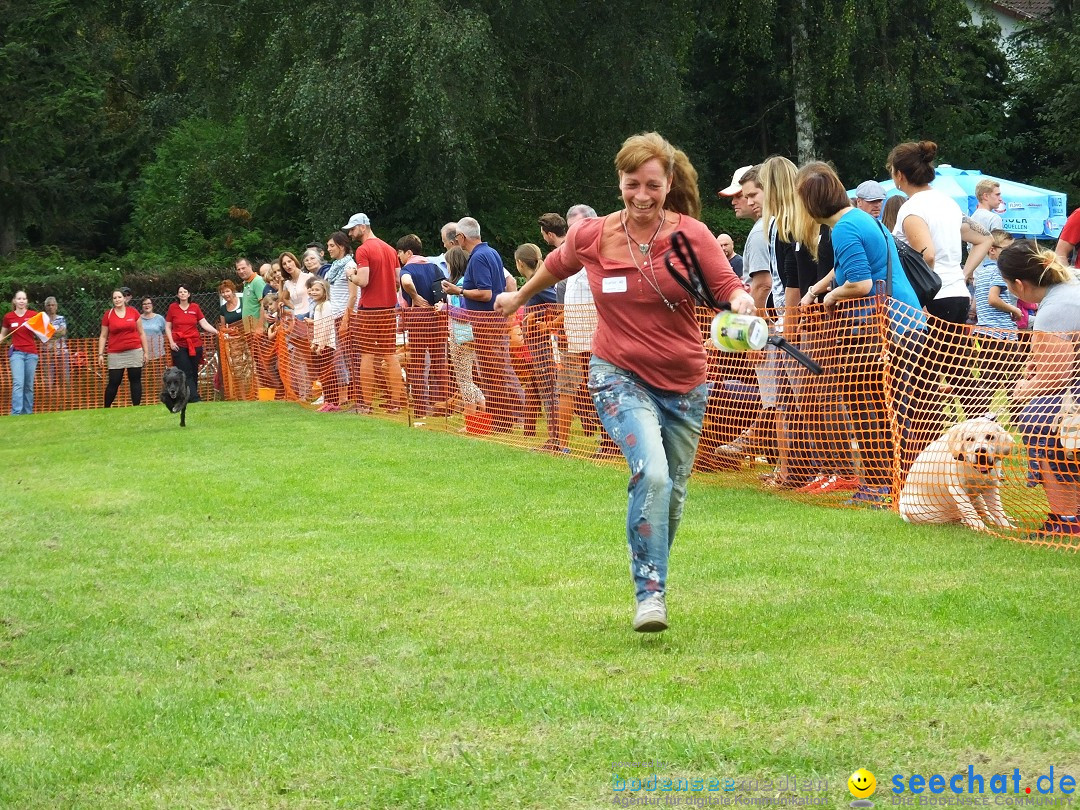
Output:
top-left (442, 216), bottom-right (524, 432)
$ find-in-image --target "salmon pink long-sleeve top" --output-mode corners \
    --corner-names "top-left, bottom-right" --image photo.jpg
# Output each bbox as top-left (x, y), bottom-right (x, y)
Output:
top-left (542, 213), bottom-right (742, 392)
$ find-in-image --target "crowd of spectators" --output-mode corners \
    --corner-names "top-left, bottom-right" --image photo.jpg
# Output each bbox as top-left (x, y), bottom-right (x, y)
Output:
top-left (216, 212), bottom-right (611, 449)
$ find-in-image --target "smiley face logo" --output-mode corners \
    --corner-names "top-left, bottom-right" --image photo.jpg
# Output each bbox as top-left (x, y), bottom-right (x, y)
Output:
top-left (848, 769), bottom-right (877, 799)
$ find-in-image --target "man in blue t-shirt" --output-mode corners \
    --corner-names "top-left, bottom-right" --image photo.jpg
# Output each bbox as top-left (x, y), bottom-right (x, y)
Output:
top-left (398, 233), bottom-right (449, 416)
top-left (444, 216), bottom-right (523, 432)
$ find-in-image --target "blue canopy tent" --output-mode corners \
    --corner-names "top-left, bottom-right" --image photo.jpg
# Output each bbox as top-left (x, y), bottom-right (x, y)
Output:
top-left (949, 169), bottom-right (1067, 239)
top-left (867, 165), bottom-right (1067, 239)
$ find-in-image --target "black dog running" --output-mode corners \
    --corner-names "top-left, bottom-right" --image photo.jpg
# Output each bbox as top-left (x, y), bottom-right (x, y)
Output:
top-left (159, 366), bottom-right (190, 427)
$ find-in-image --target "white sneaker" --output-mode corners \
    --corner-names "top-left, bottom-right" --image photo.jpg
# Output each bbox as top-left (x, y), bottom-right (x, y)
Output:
top-left (633, 594), bottom-right (668, 633)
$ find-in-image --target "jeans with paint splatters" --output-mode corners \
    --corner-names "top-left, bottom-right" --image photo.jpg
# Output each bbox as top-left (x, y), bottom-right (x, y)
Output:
top-left (588, 356), bottom-right (710, 603)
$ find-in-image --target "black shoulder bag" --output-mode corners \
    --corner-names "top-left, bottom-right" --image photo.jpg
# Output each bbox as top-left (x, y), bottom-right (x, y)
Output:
top-left (877, 220), bottom-right (941, 307)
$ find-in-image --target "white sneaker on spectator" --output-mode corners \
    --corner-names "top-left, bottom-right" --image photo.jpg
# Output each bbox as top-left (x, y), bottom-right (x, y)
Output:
top-left (633, 594), bottom-right (668, 633)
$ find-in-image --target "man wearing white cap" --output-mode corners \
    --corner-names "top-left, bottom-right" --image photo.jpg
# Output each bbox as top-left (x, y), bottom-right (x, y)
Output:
top-left (712, 164), bottom-right (776, 468)
top-left (717, 165), bottom-right (771, 305)
top-left (344, 212), bottom-right (406, 414)
top-left (854, 180), bottom-right (887, 219)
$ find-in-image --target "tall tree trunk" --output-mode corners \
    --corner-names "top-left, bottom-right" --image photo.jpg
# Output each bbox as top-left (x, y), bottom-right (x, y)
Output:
top-left (792, 5), bottom-right (815, 163)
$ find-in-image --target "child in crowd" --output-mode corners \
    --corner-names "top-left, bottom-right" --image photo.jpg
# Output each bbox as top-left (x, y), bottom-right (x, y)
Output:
top-left (254, 293), bottom-right (284, 397)
top-left (307, 277), bottom-right (340, 412)
top-left (969, 230), bottom-right (1028, 417)
top-left (261, 293), bottom-right (280, 336)
top-left (974, 231), bottom-right (1022, 329)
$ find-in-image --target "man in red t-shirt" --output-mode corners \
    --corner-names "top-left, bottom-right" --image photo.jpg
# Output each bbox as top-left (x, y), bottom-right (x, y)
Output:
top-left (1056, 207), bottom-right (1080, 268)
top-left (344, 212), bottom-right (405, 413)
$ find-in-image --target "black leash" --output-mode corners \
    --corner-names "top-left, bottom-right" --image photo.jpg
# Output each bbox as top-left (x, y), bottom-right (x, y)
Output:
top-left (663, 231), bottom-right (823, 375)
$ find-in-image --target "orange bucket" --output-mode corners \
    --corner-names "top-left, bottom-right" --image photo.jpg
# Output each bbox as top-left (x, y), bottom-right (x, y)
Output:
top-left (464, 410), bottom-right (492, 435)
top-left (257, 387), bottom-right (276, 401)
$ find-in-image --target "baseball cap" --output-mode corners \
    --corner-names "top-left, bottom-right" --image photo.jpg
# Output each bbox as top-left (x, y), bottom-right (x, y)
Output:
top-left (343, 213), bottom-right (371, 229)
top-left (120, 286), bottom-right (132, 296)
top-left (855, 181), bottom-right (887, 202)
top-left (718, 165), bottom-right (755, 197)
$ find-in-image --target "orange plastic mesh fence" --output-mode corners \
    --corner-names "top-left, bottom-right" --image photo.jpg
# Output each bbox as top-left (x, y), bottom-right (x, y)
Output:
top-left (0, 335), bottom-right (217, 412)
top-left (7, 294), bottom-right (1078, 550)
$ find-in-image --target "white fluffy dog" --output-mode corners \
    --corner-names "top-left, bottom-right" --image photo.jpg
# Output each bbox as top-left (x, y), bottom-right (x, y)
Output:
top-left (899, 415), bottom-right (1016, 531)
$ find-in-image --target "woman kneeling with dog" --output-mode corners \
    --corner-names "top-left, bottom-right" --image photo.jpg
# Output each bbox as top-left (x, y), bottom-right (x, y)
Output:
top-left (999, 240), bottom-right (1080, 538)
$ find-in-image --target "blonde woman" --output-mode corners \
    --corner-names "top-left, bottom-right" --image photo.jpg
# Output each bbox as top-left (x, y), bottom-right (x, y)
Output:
top-left (757, 155), bottom-right (807, 489)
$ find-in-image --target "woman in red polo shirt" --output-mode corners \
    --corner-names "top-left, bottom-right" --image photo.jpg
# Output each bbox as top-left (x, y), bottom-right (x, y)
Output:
top-left (0, 290), bottom-right (40, 415)
top-left (165, 285), bottom-right (220, 403)
top-left (98, 288), bottom-right (150, 407)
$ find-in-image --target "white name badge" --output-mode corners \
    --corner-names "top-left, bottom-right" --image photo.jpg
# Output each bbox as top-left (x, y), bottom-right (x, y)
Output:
top-left (602, 275), bottom-right (628, 294)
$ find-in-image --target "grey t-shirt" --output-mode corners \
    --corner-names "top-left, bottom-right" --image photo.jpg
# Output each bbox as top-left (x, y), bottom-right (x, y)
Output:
top-left (140, 313), bottom-right (167, 359)
top-left (743, 220), bottom-right (770, 277)
top-left (1034, 281), bottom-right (1080, 335)
top-left (970, 208), bottom-right (1003, 234)
top-left (970, 208), bottom-right (1004, 267)
top-left (743, 218), bottom-right (778, 309)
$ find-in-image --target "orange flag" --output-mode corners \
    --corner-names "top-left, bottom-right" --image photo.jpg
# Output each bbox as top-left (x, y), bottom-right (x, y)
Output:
top-left (24, 312), bottom-right (56, 343)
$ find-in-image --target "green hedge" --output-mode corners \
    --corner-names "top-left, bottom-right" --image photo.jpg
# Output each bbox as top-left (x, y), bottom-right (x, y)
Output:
top-left (0, 249), bottom-right (233, 309)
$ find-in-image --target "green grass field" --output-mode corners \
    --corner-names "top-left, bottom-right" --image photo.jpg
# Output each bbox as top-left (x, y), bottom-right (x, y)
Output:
top-left (2, 403), bottom-right (1079, 809)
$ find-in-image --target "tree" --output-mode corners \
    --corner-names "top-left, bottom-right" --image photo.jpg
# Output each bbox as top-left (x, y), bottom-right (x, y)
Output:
top-left (0, 0), bottom-right (1044, 266)
top-left (1006, 0), bottom-right (1080, 199)
top-left (0, 0), bottom-right (158, 258)
top-left (688, 0), bottom-right (1008, 190)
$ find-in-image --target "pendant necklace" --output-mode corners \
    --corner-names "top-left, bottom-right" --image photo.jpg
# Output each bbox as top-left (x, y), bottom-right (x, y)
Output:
top-left (622, 211), bottom-right (679, 311)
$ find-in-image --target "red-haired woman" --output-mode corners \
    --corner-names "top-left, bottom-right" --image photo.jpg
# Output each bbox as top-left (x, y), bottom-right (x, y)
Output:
top-left (496, 132), bottom-right (755, 633)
